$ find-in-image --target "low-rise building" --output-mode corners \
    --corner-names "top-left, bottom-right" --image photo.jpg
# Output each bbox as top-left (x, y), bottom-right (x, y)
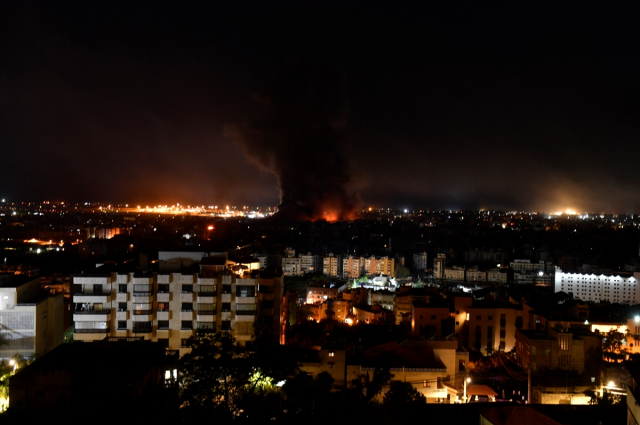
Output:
top-left (306, 282), bottom-right (339, 305)
top-left (467, 301), bottom-right (523, 354)
top-left (0, 274), bottom-right (64, 360)
top-left (487, 268), bottom-right (507, 284)
top-left (445, 266), bottom-right (465, 281)
top-left (515, 327), bottom-right (601, 375)
top-left (467, 267), bottom-right (487, 283)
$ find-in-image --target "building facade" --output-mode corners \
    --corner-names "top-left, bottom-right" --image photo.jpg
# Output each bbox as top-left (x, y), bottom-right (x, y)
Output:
top-left (0, 275), bottom-right (64, 360)
top-left (554, 267), bottom-right (640, 304)
top-left (73, 269), bottom-right (283, 353)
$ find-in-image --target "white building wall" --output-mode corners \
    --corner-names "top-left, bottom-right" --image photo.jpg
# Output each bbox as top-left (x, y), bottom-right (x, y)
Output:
top-left (555, 267), bottom-right (640, 304)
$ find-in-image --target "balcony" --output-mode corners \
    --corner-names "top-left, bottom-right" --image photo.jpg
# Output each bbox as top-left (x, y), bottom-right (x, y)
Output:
top-left (157, 293), bottom-right (171, 303)
top-left (73, 309), bottom-right (111, 322)
top-left (181, 310), bottom-right (195, 320)
top-left (157, 310), bottom-right (170, 320)
top-left (74, 328), bottom-right (110, 334)
top-left (197, 313), bottom-right (216, 322)
top-left (73, 291), bottom-right (111, 303)
top-left (116, 292), bottom-right (129, 302)
top-left (116, 310), bottom-right (129, 320)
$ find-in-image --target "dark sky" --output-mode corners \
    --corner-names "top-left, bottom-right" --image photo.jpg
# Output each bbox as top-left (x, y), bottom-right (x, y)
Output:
top-left (1, 1), bottom-right (638, 213)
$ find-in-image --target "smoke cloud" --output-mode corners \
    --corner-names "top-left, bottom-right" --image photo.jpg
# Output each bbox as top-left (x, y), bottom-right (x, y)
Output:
top-left (225, 59), bottom-right (357, 221)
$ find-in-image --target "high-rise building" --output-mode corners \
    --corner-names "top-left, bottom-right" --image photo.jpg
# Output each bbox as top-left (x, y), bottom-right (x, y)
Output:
top-left (433, 253), bottom-right (446, 279)
top-left (323, 254), bottom-right (341, 277)
top-left (413, 252), bottom-right (428, 270)
top-left (364, 256), bottom-right (395, 277)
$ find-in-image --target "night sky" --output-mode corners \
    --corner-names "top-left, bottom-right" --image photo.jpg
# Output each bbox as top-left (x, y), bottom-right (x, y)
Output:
top-left (1, 1), bottom-right (638, 214)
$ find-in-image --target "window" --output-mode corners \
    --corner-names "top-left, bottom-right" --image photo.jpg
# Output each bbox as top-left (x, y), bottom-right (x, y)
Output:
top-left (431, 315), bottom-right (436, 320)
top-left (198, 303), bottom-right (216, 314)
top-left (500, 330), bottom-right (506, 338)
top-left (158, 302), bottom-right (169, 311)
top-left (181, 320), bottom-right (193, 330)
top-left (117, 321), bottom-right (127, 329)
top-left (262, 300), bottom-right (274, 309)
top-left (181, 302), bottom-right (193, 311)
top-left (328, 351), bottom-right (335, 357)
top-left (197, 322), bottom-right (216, 332)
top-left (158, 320), bottom-right (169, 329)
top-left (423, 380), bottom-right (431, 388)
top-left (133, 321), bottom-right (152, 333)
top-left (222, 284), bottom-right (232, 294)
top-left (158, 284), bottom-right (169, 293)
top-left (221, 303), bottom-right (231, 312)
top-left (236, 304), bottom-right (256, 315)
top-left (181, 338), bottom-right (189, 348)
top-left (476, 315), bottom-right (481, 320)
top-left (328, 363), bottom-right (335, 369)
top-left (118, 302), bottom-right (127, 311)
top-left (133, 284), bottom-right (152, 296)
top-left (199, 285), bottom-right (216, 295)
top-left (236, 286), bottom-right (256, 297)
top-left (181, 284), bottom-right (193, 293)
top-left (531, 346), bottom-right (537, 356)
top-left (221, 320), bottom-right (231, 331)
top-left (133, 303), bottom-right (152, 314)
top-left (488, 316), bottom-right (493, 320)
top-left (158, 338), bottom-right (169, 348)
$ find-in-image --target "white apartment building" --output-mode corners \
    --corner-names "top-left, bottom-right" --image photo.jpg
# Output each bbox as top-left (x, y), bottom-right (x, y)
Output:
top-left (466, 268), bottom-right (487, 282)
top-left (300, 254), bottom-right (319, 274)
top-left (413, 252), bottom-right (428, 270)
top-left (510, 259), bottom-right (545, 273)
top-left (73, 268), bottom-right (282, 353)
top-left (554, 267), bottom-right (640, 305)
top-left (487, 268), bottom-right (508, 284)
top-left (445, 266), bottom-right (465, 281)
top-left (0, 275), bottom-right (64, 360)
top-left (282, 257), bottom-right (302, 276)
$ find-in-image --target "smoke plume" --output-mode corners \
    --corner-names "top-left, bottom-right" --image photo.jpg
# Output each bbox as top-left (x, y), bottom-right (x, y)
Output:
top-left (225, 59), bottom-right (356, 221)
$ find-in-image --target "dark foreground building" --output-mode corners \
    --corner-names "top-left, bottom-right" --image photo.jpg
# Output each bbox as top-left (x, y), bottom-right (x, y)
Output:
top-left (9, 337), bottom-right (178, 412)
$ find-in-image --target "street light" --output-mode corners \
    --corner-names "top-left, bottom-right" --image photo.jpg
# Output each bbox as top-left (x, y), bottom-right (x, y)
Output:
top-left (464, 377), bottom-right (471, 403)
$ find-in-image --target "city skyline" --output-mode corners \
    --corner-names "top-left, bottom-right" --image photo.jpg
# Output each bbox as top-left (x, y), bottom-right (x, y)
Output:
top-left (1, 2), bottom-right (638, 214)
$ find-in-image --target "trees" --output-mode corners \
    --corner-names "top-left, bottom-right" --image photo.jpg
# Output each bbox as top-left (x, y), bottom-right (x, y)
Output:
top-left (602, 328), bottom-right (630, 362)
top-left (178, 332), bottom-right (255, 419)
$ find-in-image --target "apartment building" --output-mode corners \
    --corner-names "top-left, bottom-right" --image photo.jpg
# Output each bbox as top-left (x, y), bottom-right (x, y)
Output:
top-left (466, 268), bottom-right (487, 283)
top-left (300, 253), bottom-right (319, 274)
top-left (364, 256), bottom-right (395, 277)
top-left (554, 267), bottom-right (640, 304)
top-left (413, 252), bottom-right (428, 271)
top-left (411, 300), bottom-right (452, 337)
top-left (445, 266), bottom-right (465, 281)
top-left (323, 254), bottom-right (341, 277)
top-left (0, 274), bottom-right (64, 360)
top-left (515, 327), bottom-right (600, 373)
top-left (342, 256), bottom-right (365, 279)
top-left (282, 257), bottom-right (302, 276)
top-left (487, 268), bottom-right (507, 284)
top-left (73, 267), bottom-right (283, 353)
top-left (510, 259), bottom-right (545, 273)
top-left (466, 302), bottom-right (523, 354)
top-left (433, 254), bottom-right (446, 279)
top-left (306, 282), bottom-right (339, 304)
